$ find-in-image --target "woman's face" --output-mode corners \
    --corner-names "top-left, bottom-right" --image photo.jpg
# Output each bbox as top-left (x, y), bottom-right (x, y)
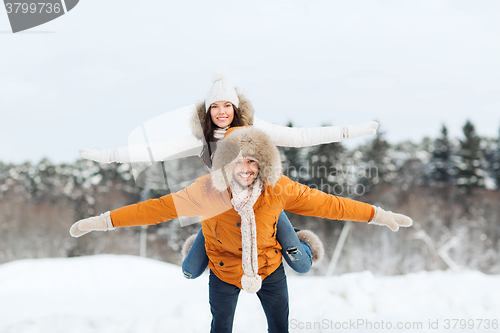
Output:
top-left (210, 101), bottom-right (234, 128)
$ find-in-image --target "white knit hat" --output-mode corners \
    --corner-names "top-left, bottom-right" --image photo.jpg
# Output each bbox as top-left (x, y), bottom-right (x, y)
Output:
top-left (204, 70), bottom-right (239, 111)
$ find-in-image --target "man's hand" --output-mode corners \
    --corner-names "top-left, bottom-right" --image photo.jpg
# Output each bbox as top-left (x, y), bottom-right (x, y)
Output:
top-left (368, 206), bottom-right (412, 232)
top-left (70, 211), bottom-right (115, 238)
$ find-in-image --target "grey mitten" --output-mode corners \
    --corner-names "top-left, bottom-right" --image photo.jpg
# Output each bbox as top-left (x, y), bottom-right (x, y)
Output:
top-left (69, 211), bottom-right (115, 238)
top-left (368, 206), bottom-right (413, 232)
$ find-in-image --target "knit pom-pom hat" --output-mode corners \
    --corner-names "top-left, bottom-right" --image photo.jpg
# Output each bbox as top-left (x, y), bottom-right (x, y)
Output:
top-left (211, 127), bottom-right (282, 192)
top-left (204, 70), bottom-right (239, 111)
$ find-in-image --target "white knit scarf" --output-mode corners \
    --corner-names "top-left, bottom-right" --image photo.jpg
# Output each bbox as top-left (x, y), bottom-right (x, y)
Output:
top-left (230, 178), bottom-right (263, 293)
top-left (213, 126), bottom-right (230, 141)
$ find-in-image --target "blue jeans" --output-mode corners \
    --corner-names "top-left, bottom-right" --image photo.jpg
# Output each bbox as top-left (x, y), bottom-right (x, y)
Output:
top-left (276, 211), bottom-right (312, 273)
top-left (182, 227), bottom-right (209, 279)
top-left (209, 263), bottom-right (289, 333)
top-left (182, 211), bottom-right (312, 279)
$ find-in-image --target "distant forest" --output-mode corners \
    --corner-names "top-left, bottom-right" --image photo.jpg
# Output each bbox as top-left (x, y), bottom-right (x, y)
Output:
top-left (1, 120), bottom-right (499, 275)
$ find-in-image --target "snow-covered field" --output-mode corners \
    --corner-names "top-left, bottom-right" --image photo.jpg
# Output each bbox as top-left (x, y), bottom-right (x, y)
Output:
top-left (0, 255), bottom-right (498, 333)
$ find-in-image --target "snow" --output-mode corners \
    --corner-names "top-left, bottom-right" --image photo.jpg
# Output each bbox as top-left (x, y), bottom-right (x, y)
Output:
top-left (0, 255), bottom-right (499, 333)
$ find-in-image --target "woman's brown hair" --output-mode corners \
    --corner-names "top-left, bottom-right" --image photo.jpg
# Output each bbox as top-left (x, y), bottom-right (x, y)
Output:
top-left (200, 104), bottom-right (243, 168)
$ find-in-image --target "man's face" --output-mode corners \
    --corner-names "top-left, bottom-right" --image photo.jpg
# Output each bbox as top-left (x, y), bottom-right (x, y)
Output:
top-left (232, 158), bottom-right (259, 187)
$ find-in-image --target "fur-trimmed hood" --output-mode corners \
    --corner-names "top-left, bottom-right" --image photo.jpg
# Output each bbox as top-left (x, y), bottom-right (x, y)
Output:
top-left (189, 89), bottom-right (255, 140)
top-left (211, 127), bottom-right (282, 192)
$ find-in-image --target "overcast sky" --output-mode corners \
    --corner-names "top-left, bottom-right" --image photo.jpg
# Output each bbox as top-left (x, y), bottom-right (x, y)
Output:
top-left (1, 0), bottom-right (499, 164)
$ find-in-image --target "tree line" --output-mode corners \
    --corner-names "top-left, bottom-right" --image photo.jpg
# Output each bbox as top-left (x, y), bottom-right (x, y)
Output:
top-left (0, 119), bottom-right (499, 274)
top-left (281, 120), bottom-right (500, 196)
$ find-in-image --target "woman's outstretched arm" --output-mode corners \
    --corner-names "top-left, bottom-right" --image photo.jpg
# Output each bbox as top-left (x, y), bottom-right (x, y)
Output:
top-left (253, 117), bottom-right (378, 147)
top-left (79, 135), bottom-right (202, 163)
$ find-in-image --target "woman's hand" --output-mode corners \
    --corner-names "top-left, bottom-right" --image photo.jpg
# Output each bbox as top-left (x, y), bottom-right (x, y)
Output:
top-left (79, 148), bottom-right (117, 163)
top-left (343, 121), bottom-right (379, 139)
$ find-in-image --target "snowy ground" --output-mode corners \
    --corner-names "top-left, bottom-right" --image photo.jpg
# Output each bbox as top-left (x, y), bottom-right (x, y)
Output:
top-left (0, 255), bottom-right (498, 333)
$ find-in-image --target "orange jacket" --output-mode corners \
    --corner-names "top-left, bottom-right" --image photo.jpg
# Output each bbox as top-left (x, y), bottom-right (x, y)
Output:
top-left (110, 174), bottom-right (374, 288)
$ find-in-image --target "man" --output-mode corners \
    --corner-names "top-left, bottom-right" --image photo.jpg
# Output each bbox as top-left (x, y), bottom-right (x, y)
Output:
top-left (70, 126), bottom-right (412, 333)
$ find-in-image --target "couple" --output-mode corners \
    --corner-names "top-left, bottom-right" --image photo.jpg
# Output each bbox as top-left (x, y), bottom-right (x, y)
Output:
top-left (71, 72), bottom-right (412, 333)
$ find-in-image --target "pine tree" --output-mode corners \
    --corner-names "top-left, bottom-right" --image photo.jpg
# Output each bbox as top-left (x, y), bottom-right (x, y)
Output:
top-left (456, 120), bottom-right (485, 192)
top-left (429, 124), bottom-right (455, 187)
top-left (361, 125), bottom-right (390, 191)
top-left (306, 129), bottom-right (346, 195)
top-left (490, 126), bottom-right (500, 190)
top-left (279, 121), bottom-right (305, 183)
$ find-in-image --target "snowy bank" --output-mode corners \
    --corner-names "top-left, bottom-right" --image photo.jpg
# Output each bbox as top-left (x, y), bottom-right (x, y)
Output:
top-left (0, 255), bottom-right (498, 333)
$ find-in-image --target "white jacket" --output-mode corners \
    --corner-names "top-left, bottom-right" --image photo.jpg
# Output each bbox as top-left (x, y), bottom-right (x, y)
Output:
top-left (79, 104), bottom-right (377, 164)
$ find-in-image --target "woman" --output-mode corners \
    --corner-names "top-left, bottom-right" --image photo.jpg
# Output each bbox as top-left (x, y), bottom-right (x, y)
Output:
top-left (79, 71), bottom-right (379, 277)
top-left (70, 126), bottom-right (412, 333)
